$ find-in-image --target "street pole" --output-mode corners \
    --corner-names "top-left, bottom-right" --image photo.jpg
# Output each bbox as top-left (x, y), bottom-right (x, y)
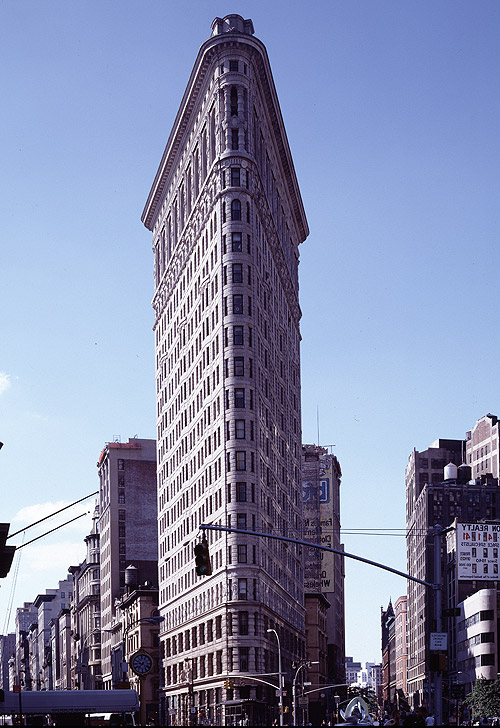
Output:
top-left (292, 664), bottom-right (304, 728)
top-left (267, 629), bottom-right (283, 726)
top-left (434, 525), bottom-right (443, 727)
top-left (292, 661), bottom-right (318, 727)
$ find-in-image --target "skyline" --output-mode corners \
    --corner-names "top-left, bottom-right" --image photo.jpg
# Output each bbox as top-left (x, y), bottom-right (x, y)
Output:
top-left (1, 1), bottom-right (499, 662)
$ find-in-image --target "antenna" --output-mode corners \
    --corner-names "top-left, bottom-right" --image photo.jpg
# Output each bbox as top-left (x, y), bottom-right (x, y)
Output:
top-left (317, 405), bottom-right (320, 446)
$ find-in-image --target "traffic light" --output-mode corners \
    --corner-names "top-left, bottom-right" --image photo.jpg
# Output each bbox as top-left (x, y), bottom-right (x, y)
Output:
top-left (194, 539), bottom-right (212, 576)
top-left (0, 524), bottom-right (15, 579)
top-left (224, 680), bottom-right (233, 690)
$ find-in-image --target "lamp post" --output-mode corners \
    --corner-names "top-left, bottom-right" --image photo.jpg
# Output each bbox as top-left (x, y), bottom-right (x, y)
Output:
top-left (292, 661), bottom-right (318, 727)
top-left (267, 628), bottom-right (283, 727)
top-left (334, 694), bottom-right (340, 724)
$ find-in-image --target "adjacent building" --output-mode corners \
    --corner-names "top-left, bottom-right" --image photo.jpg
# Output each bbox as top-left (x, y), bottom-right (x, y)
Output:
top-left (381, 600), bottom-right (395, 711)
top-left (406, 416), bottom-right (500, 713)
top-left (97, 438), bottom-right (157, 689)
top-left (465, 413), bottom-right (500, 480)
top-left (405, 437), bottom-right (465, 707)
top-left (70, 503), bottom-right (102, 690)
top-left (142, 14), bottom-right (308, 725)
top-left (0, 633), bottom-right (15, 692)
top-left (394, 596), bottom-right (408, 702)
top-left (302, 444), bottom-right (345, 721)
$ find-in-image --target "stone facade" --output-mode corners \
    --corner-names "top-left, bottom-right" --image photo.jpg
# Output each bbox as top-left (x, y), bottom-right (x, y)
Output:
top-left (142, 14), bottom-right (308, 726)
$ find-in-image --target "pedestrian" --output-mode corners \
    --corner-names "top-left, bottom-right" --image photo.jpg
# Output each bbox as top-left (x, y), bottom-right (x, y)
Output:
top-left (425, 715), bottom-right (435, 726)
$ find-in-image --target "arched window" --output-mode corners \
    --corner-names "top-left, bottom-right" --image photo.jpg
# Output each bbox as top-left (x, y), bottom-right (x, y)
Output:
top-left (231, 199), bottom-right (241, 221)
top-left (231, 87), bottom-right (238, 116)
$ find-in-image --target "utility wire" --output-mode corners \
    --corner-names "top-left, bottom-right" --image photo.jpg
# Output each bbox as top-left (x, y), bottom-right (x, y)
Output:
top-left (8, 491), bottom-right (98, 539)
top-left (13, 512), bottom-right (89, 550)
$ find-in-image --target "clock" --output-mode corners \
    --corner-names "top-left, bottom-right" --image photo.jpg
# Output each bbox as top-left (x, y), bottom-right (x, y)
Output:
top-left (130, 651), bottom-right (153, 676)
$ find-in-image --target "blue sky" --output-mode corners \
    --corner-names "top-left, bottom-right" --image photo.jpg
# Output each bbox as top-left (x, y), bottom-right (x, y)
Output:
top-left (1, 1), bottom-right (499, 662)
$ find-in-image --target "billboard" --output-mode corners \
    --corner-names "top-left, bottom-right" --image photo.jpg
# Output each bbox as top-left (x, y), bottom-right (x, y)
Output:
top-left (457, 523), bottom-right (500, 580)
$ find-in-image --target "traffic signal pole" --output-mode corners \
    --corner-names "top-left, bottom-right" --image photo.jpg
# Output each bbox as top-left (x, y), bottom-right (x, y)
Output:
top-left (199, 523), bottom-right (443, 723)
top-left (199, 523), bottom-right (437, 589)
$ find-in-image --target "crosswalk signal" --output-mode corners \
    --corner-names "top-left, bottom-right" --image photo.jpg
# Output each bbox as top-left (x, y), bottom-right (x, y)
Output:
top-left (194, 539), bottom-right (212, 576)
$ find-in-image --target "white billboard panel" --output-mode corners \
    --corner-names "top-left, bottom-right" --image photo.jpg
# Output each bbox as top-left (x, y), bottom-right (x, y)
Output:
top-left (457, 523), bottom-right (500, 580)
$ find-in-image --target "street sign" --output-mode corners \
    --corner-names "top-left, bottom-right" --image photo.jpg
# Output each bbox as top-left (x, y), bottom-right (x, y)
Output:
top-left (451, 685), bottom-right (465, 699)
top-left (430, 632), bottom-right (447, 650)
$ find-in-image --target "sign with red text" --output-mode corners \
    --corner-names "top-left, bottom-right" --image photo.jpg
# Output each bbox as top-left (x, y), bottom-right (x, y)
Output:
top-left (457, 523), bottom-right (500, 580)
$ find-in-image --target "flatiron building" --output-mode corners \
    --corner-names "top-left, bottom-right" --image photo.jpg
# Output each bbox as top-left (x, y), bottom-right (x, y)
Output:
top-left (142, 15), bottom-right (309, 725)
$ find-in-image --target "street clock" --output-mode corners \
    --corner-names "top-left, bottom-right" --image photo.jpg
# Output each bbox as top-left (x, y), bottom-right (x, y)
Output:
top-left (130, 651), bottom-right (153, 676)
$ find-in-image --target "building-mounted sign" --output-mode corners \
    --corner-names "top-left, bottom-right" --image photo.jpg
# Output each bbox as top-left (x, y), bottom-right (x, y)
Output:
top-left (456, 522), bottom-right (500, 581)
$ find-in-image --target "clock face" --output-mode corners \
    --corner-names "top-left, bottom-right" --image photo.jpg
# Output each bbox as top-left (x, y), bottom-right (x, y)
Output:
top-left (131, 652), bottom-right (153, 675)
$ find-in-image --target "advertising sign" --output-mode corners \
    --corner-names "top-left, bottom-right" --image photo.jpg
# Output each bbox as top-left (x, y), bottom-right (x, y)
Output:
top-left (457, 523), bottom-right (500, 580)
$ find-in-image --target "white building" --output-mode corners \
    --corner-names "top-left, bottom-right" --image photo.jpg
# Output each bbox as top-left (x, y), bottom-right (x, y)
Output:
top-left (142, 14), bottom-right (308, 726)
top-left (456, 588), bottom-right (498, 691)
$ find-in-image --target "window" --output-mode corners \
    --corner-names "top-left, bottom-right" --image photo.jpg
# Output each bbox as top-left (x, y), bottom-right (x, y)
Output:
top-left (235, 420), bottom-right (245, 439)
top-left (239, 611), bottom-right (249, 635)
top-left (233, 295), bottom-right (243, 314)
top-left (233, 326), bottom-right (244, 345)
top-left (237, 544), bottom-right (247, 563)
top-left (238, 578), bottom-right (248, 600)
top-left (231, 129), bottom-right (239, 150)
top-left (236, 482), bottom-right (247, 502)
top-left (230, 87), bottom-right (238, 115)
top-left (232, 232), bottom-right (242, 251)
top-left (232, 263), bottom-right (243, 282)
top-left (119, 524), bottom-right (125, 537)
top-left (118, 492), bottom-right (125, 504)
top-left (239, 647), bottom-right (249, 671)
top-left (234, 357), bottom-right (244, 376)
top-left (117, 459), bottom-right (124, 471)
top-left (118, 510), bottom-right (125, 521)
top-left (237, 513), bottom-right (247, 531)
top-left (231, 199), bottom-right (242, 221)
top-left (236, 451), bottom-right (246, 471)
top-left (230, 60), bottom-right (239, 72)
top-left (235, 388), bottom-right (245, 407)
top-left (231, 168), bottom-right (241, 187)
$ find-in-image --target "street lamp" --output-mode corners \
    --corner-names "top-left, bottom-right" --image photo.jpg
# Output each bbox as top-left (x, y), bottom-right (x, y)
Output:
top-left (292, 661), bottom-right (318, 727)
top-left (334, 694), bottom-right (340, 724)
top-left (267, 628), bottom-right (283, 727)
